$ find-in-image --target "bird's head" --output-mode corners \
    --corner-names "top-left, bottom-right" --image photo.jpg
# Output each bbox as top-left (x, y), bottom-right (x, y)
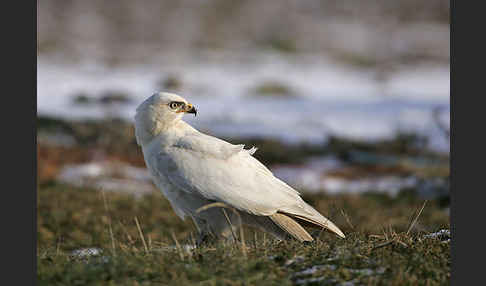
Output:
top-left (134, 92), bottom-right (197, 145)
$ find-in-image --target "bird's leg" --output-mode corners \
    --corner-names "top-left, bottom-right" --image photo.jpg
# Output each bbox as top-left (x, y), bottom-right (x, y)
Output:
top-left (191, 215), bottom-right (216, 247)
top-left (196, 231), bottom-right (212, 247)
top-left (191, 209), bottom-right (242, 245)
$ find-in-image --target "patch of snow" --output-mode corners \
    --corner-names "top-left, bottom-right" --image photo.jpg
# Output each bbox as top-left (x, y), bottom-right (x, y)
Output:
top-left (424, 229), bottom-right (450, 243)
top-left (57, 161), bottom-right (156, 196)
top-left (271, 157), bottom-right (420, 196)
top-left (349, 267), bottom-right (386, 276)
top-left (294, 276), bottom-right (329, 285)
top-left (321, 176), bottom-right (418, 196)
top-left (293, 265), bottom-right (337, 277)
top-left (70, 248), bottom-right (110, 264)
top-left (38, 53), bottom-right (449, 153)
top-left (386, 67), bottom-right (450, 101)
top-left (293, 265), bottom-right (385, 285)
top-left (338, 280), bottom-right (359, 286)
top-left (71, 247), bottom-right (103, 258)
top-left (58, 162), bottom-right (105, 180)
top-left (271, 155), bottom-right (449, 197)
top-left (157, 244), bottom-right (197, 255)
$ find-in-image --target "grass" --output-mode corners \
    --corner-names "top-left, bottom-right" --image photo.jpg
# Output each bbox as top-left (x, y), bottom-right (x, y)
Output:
top-left (38, 183), bottom-right (450, 285)
top-left (36, 116), bottom-right (450, 284)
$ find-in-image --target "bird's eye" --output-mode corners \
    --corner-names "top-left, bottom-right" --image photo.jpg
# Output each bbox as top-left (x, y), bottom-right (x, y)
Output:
top-left (169, 102), bottom-right (179, 109)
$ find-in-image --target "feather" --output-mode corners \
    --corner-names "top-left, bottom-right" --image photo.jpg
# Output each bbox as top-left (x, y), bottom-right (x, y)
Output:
top-left (269, 213), bottom-right (314, 242)
top-left (277, 206), bottom-right (346, 238)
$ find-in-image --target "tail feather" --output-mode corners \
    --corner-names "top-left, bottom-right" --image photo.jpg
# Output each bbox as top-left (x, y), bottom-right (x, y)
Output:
top-left (278, 202), bottom-right (346, 238)
top-left (281, 211), bottom-right (346, 239)
top-left (269, 213), bottom-right (314, 242)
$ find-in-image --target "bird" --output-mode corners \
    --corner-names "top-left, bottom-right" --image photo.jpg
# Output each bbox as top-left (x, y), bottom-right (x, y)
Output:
top-left (134, 92), bottom-right (345, 244)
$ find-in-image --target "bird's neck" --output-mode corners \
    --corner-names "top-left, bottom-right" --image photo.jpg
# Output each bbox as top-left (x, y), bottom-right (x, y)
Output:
top-left (137, 119), bottom-right (198, 147)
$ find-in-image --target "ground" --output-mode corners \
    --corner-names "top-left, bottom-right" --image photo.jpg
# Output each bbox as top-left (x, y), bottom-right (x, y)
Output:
top-left (37, 182), bottom-right (449, 285)
top-left (37, 117), bottom-right (450, 285)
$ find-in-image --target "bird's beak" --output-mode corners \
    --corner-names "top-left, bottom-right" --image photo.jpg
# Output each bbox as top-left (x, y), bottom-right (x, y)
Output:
top-left (184, 103), bottom-right (197, 116)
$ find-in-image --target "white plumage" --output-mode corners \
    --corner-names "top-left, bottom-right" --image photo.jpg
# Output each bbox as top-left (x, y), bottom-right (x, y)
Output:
top-left (135, 92), bottom-right (345, 243)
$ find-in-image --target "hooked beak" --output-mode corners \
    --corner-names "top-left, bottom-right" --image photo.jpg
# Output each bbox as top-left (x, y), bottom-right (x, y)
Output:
top-left (185, 103), bottom-right (197, 116)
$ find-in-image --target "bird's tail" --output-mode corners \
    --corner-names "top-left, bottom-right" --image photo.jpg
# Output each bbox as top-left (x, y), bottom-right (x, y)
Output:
top-left (283, 212), bottom-right (345, 239)
top-left (278, 203), bottom-right (346, 239)
top-left (269, 213), bottom-right (314, 242)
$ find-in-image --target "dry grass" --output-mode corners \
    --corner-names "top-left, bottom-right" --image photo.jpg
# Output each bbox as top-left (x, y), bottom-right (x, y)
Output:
top-left (37, 183), bottom-right (450, 285)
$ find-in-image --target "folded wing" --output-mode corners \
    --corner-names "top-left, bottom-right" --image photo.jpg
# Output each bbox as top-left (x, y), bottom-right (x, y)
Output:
top-left (151, 131), bottom-right (345, 238)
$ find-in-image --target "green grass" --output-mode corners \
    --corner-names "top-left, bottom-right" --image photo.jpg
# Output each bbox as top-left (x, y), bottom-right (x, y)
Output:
top-left (38, 183), bottom-right (450, 285)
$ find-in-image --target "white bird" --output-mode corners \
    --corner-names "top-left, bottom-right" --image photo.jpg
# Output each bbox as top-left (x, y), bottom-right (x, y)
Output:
top-left (134, 92), bottom-right (345, 243)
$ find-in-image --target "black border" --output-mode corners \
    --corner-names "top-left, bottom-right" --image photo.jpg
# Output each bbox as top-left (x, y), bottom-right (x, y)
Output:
top-left (5, 0), bottom-right (36, 285)
top-left (450, 0), bottom-right (483, 284)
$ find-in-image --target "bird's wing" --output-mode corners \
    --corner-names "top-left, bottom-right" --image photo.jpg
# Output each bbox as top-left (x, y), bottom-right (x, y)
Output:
top-left (172, 132), bottom-right (283, 180)
top-left (150, 132), bottom-right (303, 216)
top-left (149, 131), bottom-right (345, 238)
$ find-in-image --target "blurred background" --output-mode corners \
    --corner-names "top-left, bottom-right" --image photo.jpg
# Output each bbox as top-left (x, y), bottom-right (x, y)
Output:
top-left (37, 0), bottom-right (450, 212)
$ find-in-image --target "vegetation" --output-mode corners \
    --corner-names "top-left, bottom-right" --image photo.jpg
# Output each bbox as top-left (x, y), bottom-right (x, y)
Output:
top-left (37, 115), bottom-right (450, 284)
top-left (251, 81), bottom-right (296, 97)
top-left (38, 183), bottom-right (449, 285)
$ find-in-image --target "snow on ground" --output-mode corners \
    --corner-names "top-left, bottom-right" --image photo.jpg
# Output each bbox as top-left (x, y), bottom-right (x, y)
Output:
top-left (57, 161), bottom-right (156, 197)
top-left (55, 154), bottom-right (448, 198)
top-left (270, 156), bottom-right (448, 197)
top-left (71, 248), bottom-right (103, 258)
top-left (41, 52), bottom-right (449, 196)
top-left (38, 53), bottom-right (449, 153)
top-left (423, 229), bottom-right (451, 243)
